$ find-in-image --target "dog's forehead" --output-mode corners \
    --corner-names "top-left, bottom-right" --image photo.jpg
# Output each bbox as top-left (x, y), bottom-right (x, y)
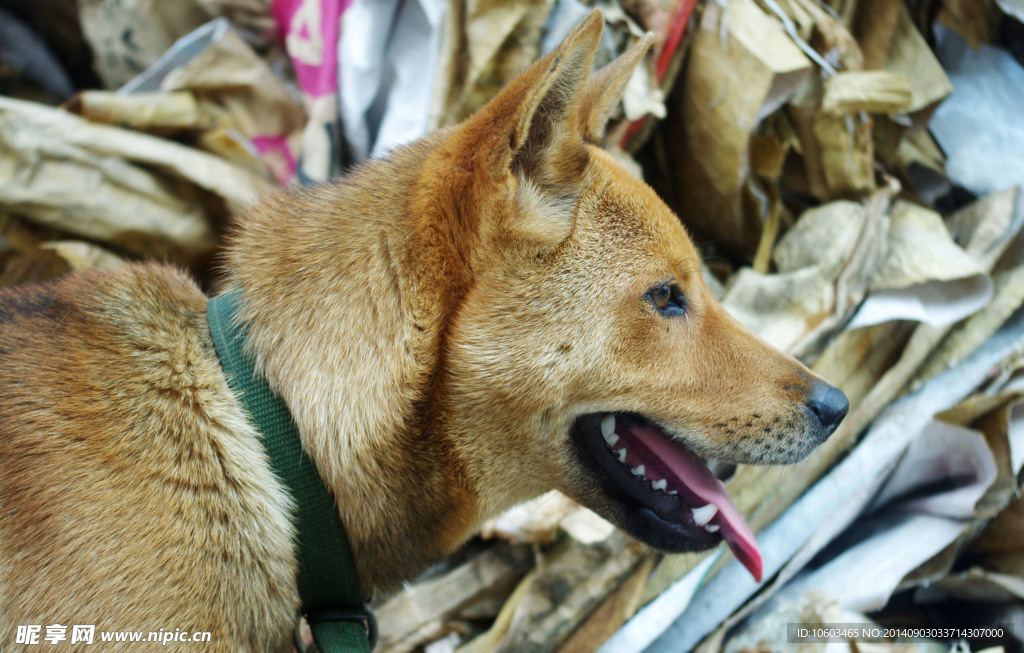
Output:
top-left (577, 149), bottom-right (700, 267)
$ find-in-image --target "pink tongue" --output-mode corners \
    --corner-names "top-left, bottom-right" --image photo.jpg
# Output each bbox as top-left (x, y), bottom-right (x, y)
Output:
top-left (632, 424), bottom-right (763, 582)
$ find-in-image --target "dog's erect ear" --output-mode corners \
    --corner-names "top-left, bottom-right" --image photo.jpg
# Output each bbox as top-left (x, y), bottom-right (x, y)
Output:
top-left (578, 33), bottom-right (656, 145)
top-left (464, 10), bottom-right (603, 186)
top-left (511, 11), bottom-right (602, 183)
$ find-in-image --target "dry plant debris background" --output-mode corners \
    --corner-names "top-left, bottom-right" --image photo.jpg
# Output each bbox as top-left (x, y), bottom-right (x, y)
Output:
top-left (2, 0), bottom-right (1024, 651)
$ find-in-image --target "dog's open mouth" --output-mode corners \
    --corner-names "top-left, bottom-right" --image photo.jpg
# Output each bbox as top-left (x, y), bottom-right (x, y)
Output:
top-left (576, 412), bottom-right (763, 582)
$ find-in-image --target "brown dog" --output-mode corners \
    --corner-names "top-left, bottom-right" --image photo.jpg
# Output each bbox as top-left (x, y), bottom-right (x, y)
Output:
top-left (0, 12), bottom-right (847, 651)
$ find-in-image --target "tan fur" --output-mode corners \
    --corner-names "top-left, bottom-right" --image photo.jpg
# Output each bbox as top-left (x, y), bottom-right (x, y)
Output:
top-left (0, 12), bottom-right (841, 651)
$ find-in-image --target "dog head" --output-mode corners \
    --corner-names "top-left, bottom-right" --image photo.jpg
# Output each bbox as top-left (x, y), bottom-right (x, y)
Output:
top-left (440, 11), bottom-right (848, 581)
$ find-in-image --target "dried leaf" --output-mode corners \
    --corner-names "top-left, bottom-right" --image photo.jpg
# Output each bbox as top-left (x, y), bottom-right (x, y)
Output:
top-left (884, 3), bottom-right (953, 123)
top-left (68, 90), bottom-right (209, 132)
top-left (376, 545), bottom-right (534, 653)
top-left (822, 71), bottom-right (913, 115)
top-left (556, 556), bottom-right (655, 653)
top-left (493, 534), bottom-right (646, 653)
top-left (39, 241), bottom-right (125, 271)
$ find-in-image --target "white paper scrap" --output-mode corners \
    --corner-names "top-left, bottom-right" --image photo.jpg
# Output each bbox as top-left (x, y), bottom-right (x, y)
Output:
top-left (931, 24), bottom-right (1024, 197)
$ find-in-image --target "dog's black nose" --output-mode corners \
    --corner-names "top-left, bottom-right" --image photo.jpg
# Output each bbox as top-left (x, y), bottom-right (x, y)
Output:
top-left (807, 382), bottom-right (849, 435)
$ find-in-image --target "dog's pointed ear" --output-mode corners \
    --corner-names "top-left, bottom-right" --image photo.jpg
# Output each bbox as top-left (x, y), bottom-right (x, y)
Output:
top-left (578, 33), bottom-right (655, 145)
top-left (464, 10), bottom-right (603, 185)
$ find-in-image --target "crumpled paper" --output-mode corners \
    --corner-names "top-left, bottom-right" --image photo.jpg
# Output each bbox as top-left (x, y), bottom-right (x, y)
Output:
top-left (930, 24), bottom-right (1024, 198)
top-left (846, 200), bottom-right (992, 330)
top-left (723, 194), bottom-right (994, 353)
top-left (339, 0), bottom-right (445, 161)
top-left (0, 96), bottom-right (271, 263)
top-left (79, 0), bottom-right (210, 89)
top-left (664, 0), bottom-right (811, 253)
top-left (272, 0), bottom-right (349, 182)
top-left (481, 490), bottom-right (615, 546)
top-left (122, 18), bottom-right (306, 184)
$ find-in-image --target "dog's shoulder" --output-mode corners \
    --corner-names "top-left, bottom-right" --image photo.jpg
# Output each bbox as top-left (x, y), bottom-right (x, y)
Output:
top-left (0, 263), bottom-right (217, 429)
top-left (0, 262), bottom-right (201, 406)
top-left (0, 263), bottom-right (299, 649)
top-left (0, 261), bottom-right (204, 349)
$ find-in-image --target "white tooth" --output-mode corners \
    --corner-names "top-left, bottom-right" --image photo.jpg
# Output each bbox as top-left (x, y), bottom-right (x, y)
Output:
top-left (604, 432), bottom-right (620, 447)
top-left (631, 465), bottom-right (646, 478)
top-left (704, 524), bottom-right (720, 533)
top-left (669, 490), bottom-right (678, 495)
top-left (601, 414), bottom-right (616, 438)
top-left (692, 504), bottom-right (719, 526)
top-left (617, 448), bottom-right (627, 463)
top-left (652, 479), bottom-right (668, 492)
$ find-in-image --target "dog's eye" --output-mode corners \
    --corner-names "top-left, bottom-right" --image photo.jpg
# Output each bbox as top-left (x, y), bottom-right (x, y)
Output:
top-left (647, 284), bottom-right (686, 317)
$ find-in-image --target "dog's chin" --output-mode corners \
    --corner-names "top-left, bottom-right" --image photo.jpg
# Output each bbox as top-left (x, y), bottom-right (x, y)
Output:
top-left (569, 412), bottom-right (763, 581)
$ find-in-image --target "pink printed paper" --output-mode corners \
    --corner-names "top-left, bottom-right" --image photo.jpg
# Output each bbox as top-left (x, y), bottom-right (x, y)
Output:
top-left (271, 0), bottom-right (351, 98)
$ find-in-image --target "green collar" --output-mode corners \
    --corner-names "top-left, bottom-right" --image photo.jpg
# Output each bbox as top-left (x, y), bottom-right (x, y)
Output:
top-left (207, 290), bottom-right (375, 653)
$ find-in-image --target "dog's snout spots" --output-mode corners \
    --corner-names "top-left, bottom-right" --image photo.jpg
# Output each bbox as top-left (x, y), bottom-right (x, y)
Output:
top-left (782, 383), bottom-right (803, 398)
top-left (806, 382), bottom-right (849, 435)
top-left (701, 380), bottom-right (848, 466)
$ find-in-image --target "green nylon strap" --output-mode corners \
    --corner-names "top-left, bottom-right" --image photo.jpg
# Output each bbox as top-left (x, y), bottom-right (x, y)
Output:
top-left (207, 291), bottom-right (374, 653)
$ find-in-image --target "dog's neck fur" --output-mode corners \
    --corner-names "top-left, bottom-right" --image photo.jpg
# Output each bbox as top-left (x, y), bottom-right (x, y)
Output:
top-left (224, 135), bottom-right (509, 596)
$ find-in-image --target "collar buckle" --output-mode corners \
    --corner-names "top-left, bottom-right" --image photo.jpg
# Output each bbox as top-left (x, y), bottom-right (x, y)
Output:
top-left (307, 604), bottom-right (378, 651)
